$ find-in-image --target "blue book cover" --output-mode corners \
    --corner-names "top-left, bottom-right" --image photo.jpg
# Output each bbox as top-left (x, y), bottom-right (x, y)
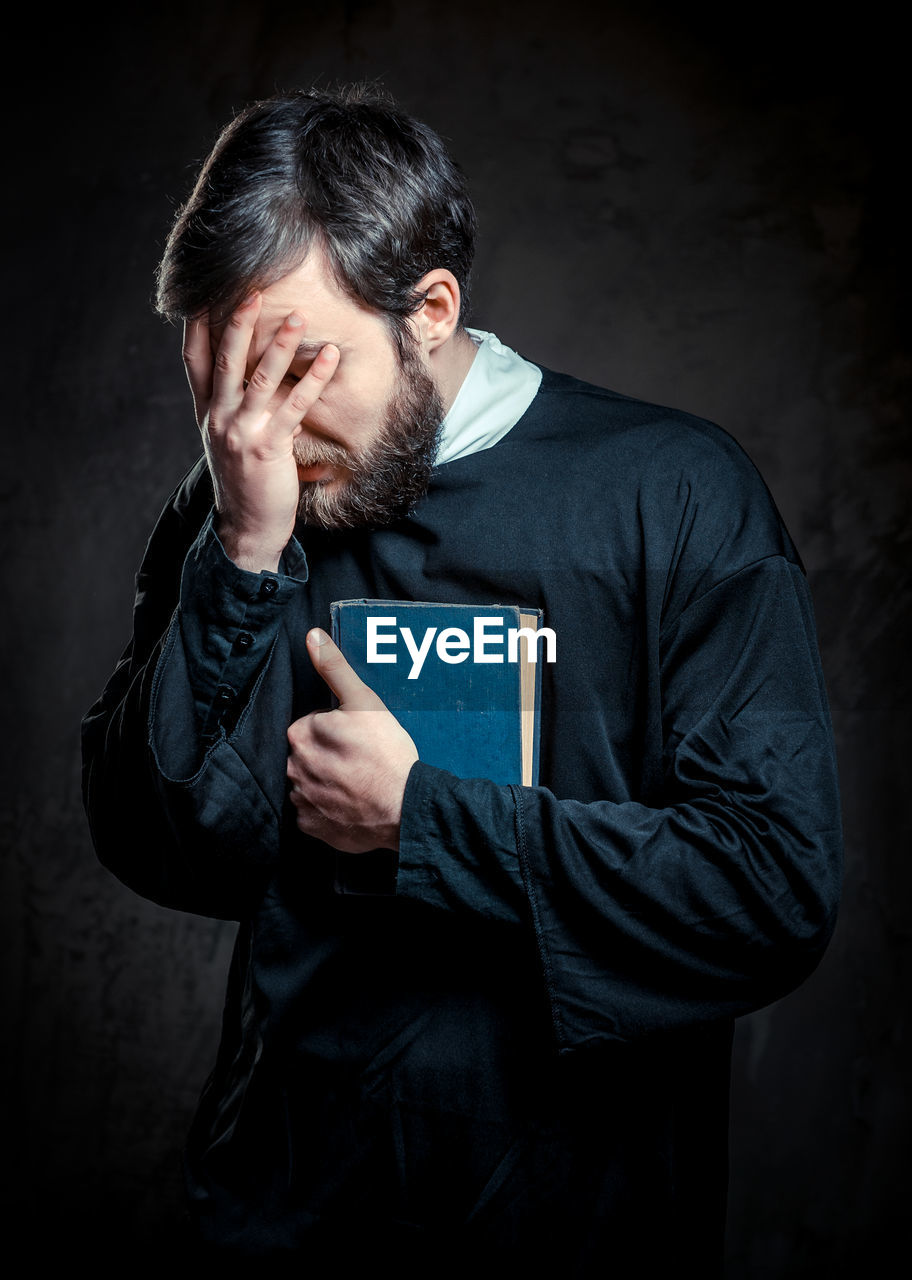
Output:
top-left (330, 600), bottom-right (547, 786)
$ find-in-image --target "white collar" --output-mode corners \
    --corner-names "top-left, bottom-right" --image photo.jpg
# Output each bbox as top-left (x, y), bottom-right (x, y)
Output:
top-left (433, 328), bottom-right (542, 466)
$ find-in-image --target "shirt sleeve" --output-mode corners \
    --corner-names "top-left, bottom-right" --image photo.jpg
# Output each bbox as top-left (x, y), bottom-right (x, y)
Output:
top-left (396, 462), bottom-right (843, 1051)
top-left (151, 509), bottom-right (308, 772)
top-left (82, 460), bottom-right (308, 919)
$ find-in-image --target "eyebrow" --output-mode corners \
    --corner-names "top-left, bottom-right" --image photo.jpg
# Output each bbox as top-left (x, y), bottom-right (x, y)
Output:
top-left (209, 330), bottom-right (341, 362)
top-left (294, 339), bottom-right (339, 357)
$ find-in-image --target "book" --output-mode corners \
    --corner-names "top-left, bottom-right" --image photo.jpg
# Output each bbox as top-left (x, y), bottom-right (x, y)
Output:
top-left (330, 599), bottom-right (548, 786)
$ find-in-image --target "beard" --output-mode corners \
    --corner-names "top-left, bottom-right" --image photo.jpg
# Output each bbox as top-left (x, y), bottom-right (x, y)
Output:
top-left (294, 344), bottom-right (445, 530)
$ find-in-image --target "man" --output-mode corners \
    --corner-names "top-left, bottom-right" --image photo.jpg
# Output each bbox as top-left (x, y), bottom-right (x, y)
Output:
top-left (83, 86), bottom-right (842, 1274)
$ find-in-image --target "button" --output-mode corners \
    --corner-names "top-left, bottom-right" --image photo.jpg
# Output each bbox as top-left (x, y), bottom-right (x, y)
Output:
top-left (260, 578), bottom-right (278, 597)
top-left (236, 631), bottom-right (254, 650)
top-left (215, 685), bottom-right (234, 704)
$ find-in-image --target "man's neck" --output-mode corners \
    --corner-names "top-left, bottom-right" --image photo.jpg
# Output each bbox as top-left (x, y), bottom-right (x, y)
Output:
top-left (431, 326), bottom-right (480, 417)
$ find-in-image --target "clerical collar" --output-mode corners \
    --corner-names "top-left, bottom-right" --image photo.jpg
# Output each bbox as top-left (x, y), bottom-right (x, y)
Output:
top-left (433, 328), bottom-right (543, 467)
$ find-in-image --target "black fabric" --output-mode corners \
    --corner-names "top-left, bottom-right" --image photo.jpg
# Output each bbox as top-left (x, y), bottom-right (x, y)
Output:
top-left (82, 367), bottom-right (842, 1274)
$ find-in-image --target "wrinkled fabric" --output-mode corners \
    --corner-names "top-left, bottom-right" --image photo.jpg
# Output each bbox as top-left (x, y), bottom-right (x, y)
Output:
top-left (82, 368), bottom-right (842, 1274)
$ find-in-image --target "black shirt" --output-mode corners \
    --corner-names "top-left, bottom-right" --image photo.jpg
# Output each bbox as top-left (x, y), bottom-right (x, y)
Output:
top-left (83, 368), bottom-right (842, 1274)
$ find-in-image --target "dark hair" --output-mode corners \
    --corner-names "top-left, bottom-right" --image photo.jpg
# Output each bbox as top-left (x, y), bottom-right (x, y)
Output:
top-left (155, 85), bottom-right (477, 352)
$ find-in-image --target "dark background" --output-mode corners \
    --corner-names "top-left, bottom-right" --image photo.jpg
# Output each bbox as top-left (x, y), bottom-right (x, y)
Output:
top-left (3, 1), bottom-right (909, 1273)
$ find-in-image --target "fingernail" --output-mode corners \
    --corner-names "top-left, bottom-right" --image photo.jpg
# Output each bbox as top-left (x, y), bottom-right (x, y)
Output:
top-left (287, 312), bottom-right (304, 328)
top-left (241, 293), bottom-right (258, 308)
top-left (310, 628), bottom-right (329, 647)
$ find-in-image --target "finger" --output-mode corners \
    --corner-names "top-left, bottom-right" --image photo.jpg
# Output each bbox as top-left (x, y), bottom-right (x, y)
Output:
top-left (291, 793), bottom-right (322, 833)
top-left (241, 312), bottom-right (337, 421)
top-left (286, 738), bottom-right (317, 786)
top-left (286, 785), bottom-right (335, 843)
top-left (264, 342), bottom-right (341, 441)
top-left (239, 310), bottom-right (306, 416)
top-left (306, 629), bottom-right (380, 709)
top-left (211, 292), bottom-right (261, 405)
top-left (182, 315), bottom-right (214, 421)
top-left (287, 781), bottom-right (311, 809)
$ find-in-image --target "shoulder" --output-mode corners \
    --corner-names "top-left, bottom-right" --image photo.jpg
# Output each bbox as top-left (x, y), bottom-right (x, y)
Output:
top-left (537, 367), bottom-right (787, 512)
top-left (523, 366), bottom-right (803, 595)
top-left (530, 367), bottom-right (764, 486)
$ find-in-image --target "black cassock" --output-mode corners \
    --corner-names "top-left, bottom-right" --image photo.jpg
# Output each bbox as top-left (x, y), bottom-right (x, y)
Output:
top-left (83, 368), bottom-right (842, 1276)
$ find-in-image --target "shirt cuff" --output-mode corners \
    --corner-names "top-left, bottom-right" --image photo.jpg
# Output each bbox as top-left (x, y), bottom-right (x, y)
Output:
top-left (177, 508), bottom-right (309, 736)
top-left (395, 760), bottom-right (526, 923)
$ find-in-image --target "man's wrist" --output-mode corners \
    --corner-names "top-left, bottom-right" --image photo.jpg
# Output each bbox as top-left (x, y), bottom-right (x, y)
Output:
top-left (214, 516), bottom-right (289, 573)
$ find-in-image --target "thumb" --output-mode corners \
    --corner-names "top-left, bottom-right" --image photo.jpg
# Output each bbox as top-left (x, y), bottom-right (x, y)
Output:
top-left (307, 628), bottom-right (380, 708)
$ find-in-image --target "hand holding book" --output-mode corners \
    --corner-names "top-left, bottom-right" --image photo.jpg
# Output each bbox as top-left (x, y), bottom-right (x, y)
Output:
top-left (285, 628), bottom-right (418, 853)
top-left (330, 599), bottom-right (546, 788)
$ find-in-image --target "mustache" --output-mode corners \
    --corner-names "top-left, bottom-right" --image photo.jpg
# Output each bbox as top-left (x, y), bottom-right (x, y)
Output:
top-left (293, 436), bottom-right (356, 471)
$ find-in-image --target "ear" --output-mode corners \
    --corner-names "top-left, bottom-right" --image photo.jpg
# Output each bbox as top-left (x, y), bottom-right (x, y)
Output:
top-left (409, 270), bottom-right (462, 352)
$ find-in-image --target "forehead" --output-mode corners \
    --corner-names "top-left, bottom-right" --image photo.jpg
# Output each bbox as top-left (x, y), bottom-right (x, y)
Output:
top-left (257, 250), bottom-right (341, 321)
top-left (212, 248), bottom-right (387, 355)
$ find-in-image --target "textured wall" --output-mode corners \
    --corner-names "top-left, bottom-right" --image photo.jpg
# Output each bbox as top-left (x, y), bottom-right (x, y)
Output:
top-left (3, 1), bottom-right (908, 1272)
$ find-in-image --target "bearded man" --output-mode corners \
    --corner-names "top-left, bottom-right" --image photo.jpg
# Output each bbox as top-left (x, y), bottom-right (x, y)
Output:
top-left (82, 86), bottom-right (842, 1275)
